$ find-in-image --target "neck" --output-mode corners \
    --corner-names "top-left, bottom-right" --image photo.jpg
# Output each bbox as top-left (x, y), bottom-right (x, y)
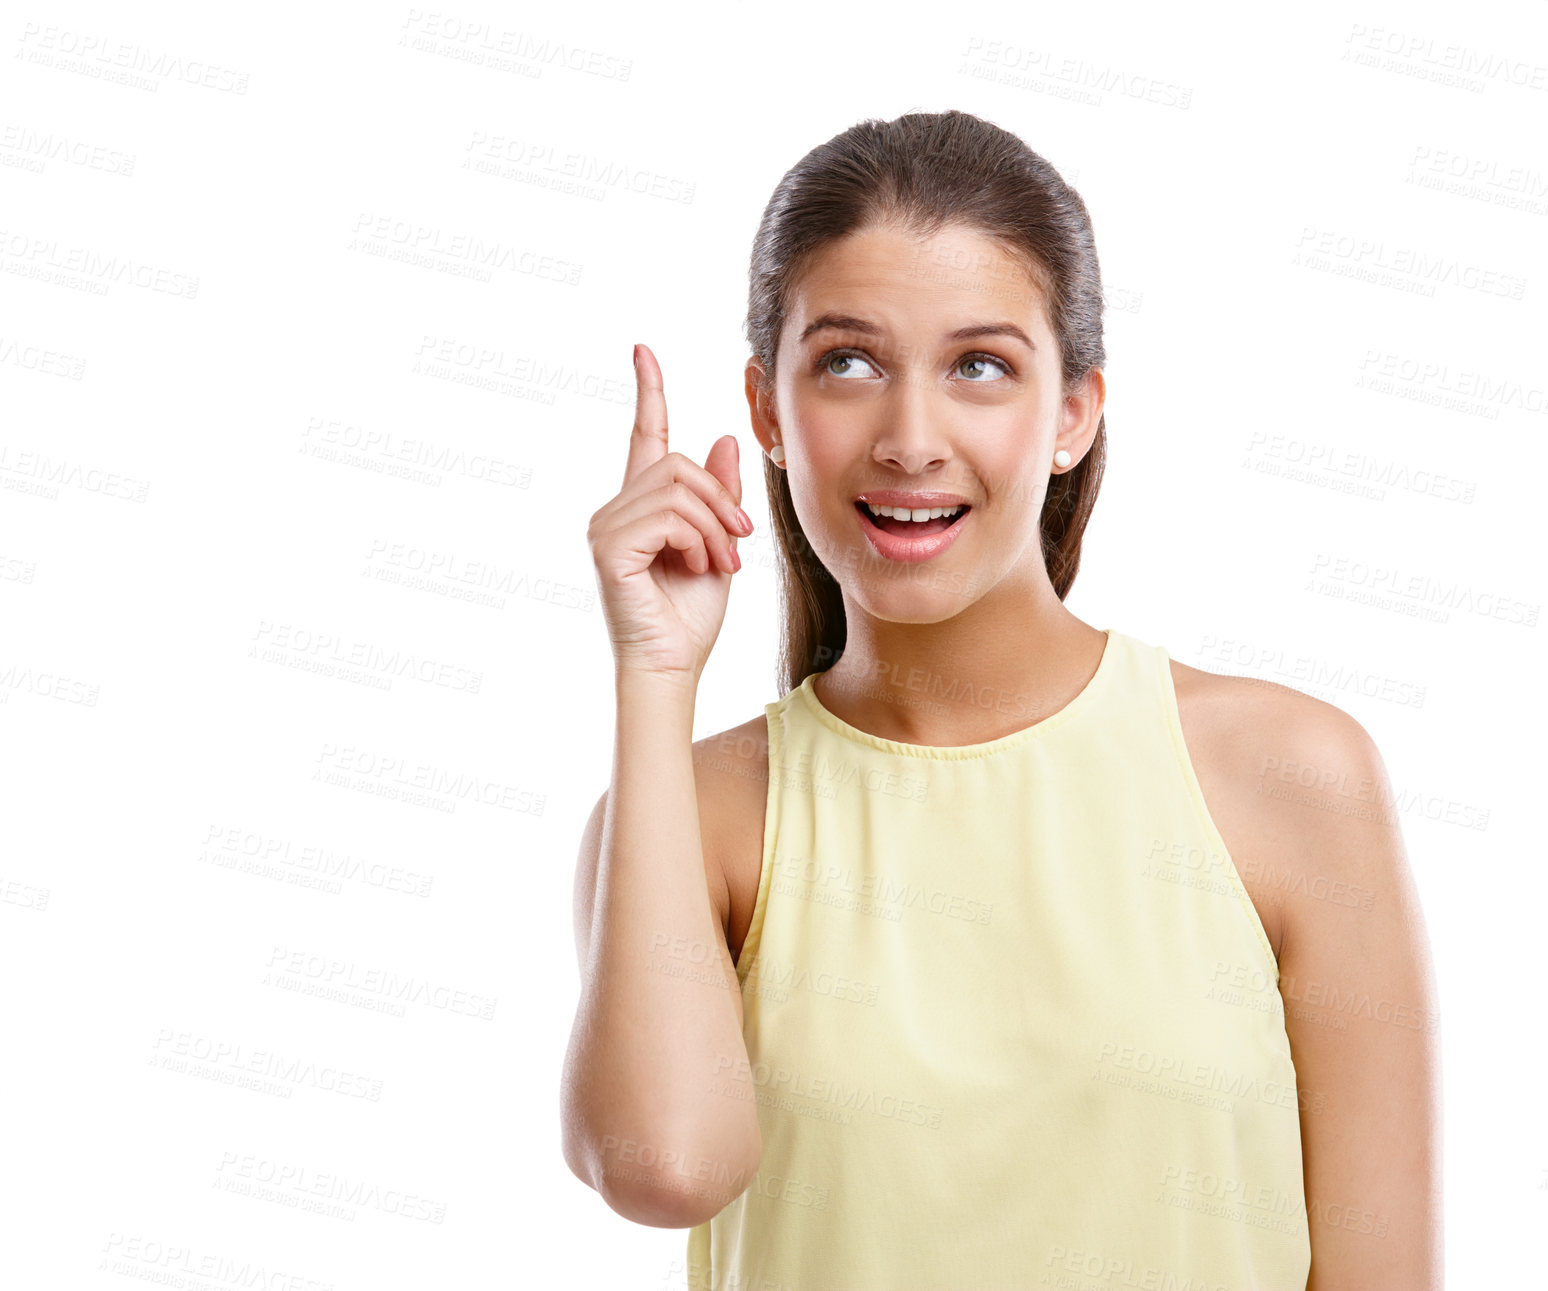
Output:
top-left (813, 585), bottom-right (1107, 747)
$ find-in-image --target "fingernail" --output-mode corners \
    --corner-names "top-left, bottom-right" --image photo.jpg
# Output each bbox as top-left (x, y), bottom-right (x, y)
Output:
top-left (631, 344), bottom-right (639, 371)
top-left (736, 507), bottom-right (753, 533)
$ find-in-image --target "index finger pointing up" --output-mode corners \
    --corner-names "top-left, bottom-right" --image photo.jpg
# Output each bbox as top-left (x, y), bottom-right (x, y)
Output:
top-left (624, 343), bottom-right (669, 487)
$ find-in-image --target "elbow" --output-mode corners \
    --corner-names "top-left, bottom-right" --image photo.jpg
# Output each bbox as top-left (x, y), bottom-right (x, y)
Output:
top-left (597, 1169), bottom-right (724, 1229)
top-left (567, 1112), bottom-right (763, 1229)
top-left (599, 1134), bottom-right (764, 1229)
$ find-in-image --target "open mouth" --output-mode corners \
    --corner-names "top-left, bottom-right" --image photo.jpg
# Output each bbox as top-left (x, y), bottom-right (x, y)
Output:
top-left (855, 501), bottom-right (971, 538)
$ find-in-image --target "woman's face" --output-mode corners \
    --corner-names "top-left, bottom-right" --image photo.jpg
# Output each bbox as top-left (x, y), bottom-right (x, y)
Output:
top-left (749, 219), bottom-right (1103, 624)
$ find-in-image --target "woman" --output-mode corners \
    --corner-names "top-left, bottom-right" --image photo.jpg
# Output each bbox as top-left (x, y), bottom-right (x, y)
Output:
top-left (561, 109), bottom-right (1441, 1289)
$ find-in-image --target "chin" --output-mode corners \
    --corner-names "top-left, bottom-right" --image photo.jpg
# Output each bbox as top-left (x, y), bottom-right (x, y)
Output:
top-left (847, 581), bottom-right (979, 625)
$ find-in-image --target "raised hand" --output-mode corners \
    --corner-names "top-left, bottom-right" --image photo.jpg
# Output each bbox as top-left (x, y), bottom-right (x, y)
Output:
top-left (587, 344), bottom-right (753, 684)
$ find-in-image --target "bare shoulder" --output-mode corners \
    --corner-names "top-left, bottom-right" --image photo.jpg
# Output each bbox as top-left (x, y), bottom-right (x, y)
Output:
top-left (690, 712), bottom-right (771, 965)
top-left (1168, 654), bottom-right (1372, 763)
top-left (1168, 657), bottom-right (1388, 961)
top-left (1171, 657), bottom-right (1443, 1277)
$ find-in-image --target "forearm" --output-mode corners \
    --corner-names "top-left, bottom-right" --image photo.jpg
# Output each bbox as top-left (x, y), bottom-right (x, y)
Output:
top-left (561, 672), bottom-right (761, 1222)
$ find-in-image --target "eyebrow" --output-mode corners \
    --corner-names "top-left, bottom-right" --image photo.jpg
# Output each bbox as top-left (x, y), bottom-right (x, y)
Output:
top-left (797, 313), bottom-right (1036, 351)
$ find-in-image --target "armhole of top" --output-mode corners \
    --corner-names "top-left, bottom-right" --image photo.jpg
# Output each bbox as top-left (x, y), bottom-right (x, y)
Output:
top-left (733, 698), bottom-right (782, 983)
top-left (1154, 646), bottom-right (1281, 986)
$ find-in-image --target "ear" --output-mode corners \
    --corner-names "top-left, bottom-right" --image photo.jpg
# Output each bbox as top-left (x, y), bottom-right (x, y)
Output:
top-left (1054, 367), bottom-right (1105, 470)
top-left (744, 356), bottom-right (781, 458)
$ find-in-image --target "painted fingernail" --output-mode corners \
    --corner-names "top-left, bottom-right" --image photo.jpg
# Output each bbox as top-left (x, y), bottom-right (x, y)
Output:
top-left (736, 507), bottom-right (753, 533)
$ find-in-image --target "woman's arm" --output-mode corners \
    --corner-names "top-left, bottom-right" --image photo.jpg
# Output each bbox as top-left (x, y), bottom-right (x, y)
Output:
top-left (560, 673), bottom-right (763, 1229)
top-left (563, 346), bottom-right (763, 1228)
top-left (1268, 703), bottom-right (1443, 1288)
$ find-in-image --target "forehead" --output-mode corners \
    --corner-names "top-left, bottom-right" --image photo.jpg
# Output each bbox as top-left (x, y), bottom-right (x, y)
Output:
top-left (785, 221), bottom-right (1049, 341)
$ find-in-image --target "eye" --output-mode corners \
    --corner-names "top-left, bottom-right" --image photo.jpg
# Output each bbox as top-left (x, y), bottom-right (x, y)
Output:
top-left (817, 349), bottom-right (879, 380)
top-left (957, 353), bottom-right (1011, 382)
top-left (812, 347), bottom-right (1014, 383)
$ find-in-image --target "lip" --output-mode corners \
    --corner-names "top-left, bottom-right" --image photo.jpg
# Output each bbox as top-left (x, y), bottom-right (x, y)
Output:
top-left (854, 499), bottom-right (971, 565)
top-left (854, 490), bottom-right (971, 508)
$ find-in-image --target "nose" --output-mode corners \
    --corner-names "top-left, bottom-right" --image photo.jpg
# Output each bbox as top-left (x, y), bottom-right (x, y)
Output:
top-left (870, 372), bottom-right (953, 475)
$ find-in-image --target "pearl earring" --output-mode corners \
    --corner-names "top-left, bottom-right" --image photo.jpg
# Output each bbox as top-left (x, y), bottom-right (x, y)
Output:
top-left (770, 444), bottom-right (785, 465)
top-left (1053, 449), bottom-right (1071, 469)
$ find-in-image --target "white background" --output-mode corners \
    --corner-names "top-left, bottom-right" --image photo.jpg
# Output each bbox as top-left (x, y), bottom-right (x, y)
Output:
top-left (2, 0), bottom-right (1543, 1286)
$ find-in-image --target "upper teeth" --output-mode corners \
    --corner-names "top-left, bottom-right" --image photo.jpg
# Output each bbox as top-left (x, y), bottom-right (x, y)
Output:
top-left (865, 503), bottom-right (963, 521)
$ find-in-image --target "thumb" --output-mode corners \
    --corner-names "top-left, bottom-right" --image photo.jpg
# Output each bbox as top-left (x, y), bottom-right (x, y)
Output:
top-left (703, 434), bottom-right (742, 509)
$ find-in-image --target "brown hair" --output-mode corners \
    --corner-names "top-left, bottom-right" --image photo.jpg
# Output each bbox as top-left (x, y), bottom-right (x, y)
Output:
top-left (746, 109), bottom-right (1108, 694)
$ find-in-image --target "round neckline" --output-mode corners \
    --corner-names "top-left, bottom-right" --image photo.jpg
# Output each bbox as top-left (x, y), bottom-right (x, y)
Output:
top-left (793, 627), bottom-right (1119, 761)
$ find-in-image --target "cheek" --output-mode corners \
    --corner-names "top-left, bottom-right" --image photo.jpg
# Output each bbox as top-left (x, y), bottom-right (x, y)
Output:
top-left (784, 412), bottom-right (853, 477)
top-left (997, 467), bottom-right (1052, 514)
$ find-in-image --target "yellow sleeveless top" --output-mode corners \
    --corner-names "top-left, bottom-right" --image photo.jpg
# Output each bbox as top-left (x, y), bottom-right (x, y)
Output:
top-left (686, 628), bottom-right (1311, 1290)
